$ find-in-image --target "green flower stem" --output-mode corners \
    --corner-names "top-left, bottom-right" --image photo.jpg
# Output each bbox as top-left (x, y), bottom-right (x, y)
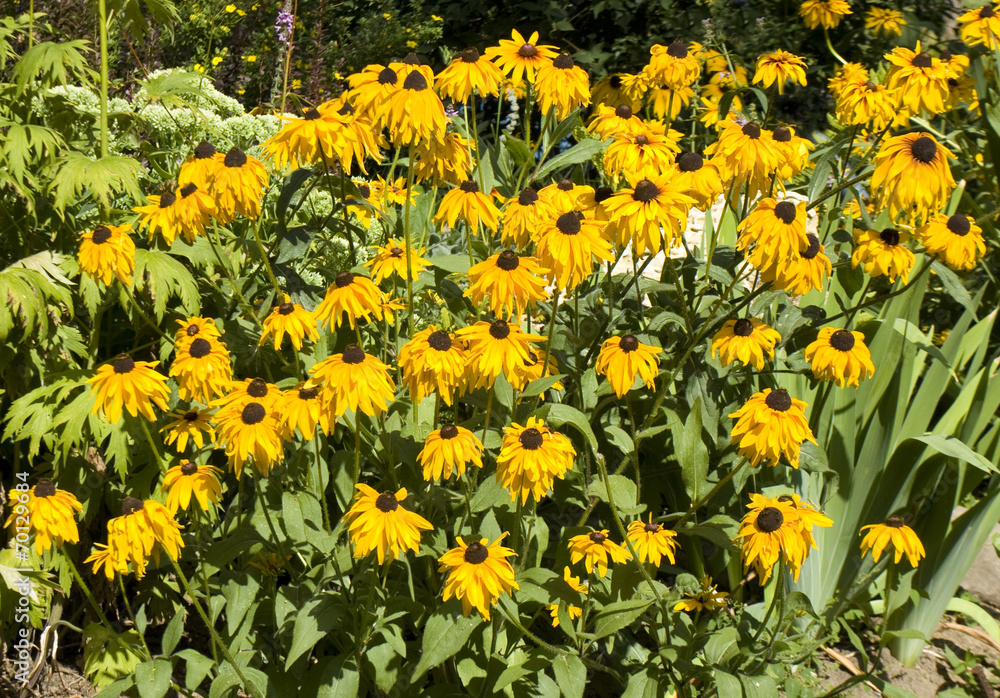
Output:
top-left (353, 413), bottom-right (362, 485)
top-left (878, 563), bottom-right (897, 650)
top-left (823, 27), bottom-right (848, 65)
top-left (314, 429), bottom-right (331, 532)
top-left (670, 458), bottom-right (749, 530)
top-left (139, 419), bottom-right (166, 475)
top-left (96, 0), bottom-right (109, 162)
top-left (118, 574), bottom-right (152, 659)
top-left (530, 289), bottom-right (561, 414)
top-left (625, 394), bottom-right (640, 500)
top-left (257, 477), bottom-right (292, 567)
top-left (120, 287), bottom-right (170, 341)
top-left (209, 223), bottom-right (264, 330)
top-left (65, 555), bottom-right (112, 629)
top-left (480, 389), bottom-right (494, 447)
top-left (192, 512), bottom-right (219, 664)
top-left (339, 169), bottom-right (356, 265)
top-left (251, 218), bottom-right (281, 296)
top-left (403, 138), bottom-right (417, 333)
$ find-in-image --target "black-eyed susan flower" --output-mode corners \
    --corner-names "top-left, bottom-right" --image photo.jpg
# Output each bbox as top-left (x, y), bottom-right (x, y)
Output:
top-left (78, 224), bottom-right (135, 286)
top-left (535, 52), bottom-right (591, 120)
top-left (160, 408), bottom-right (216, 452)
top-left (568, 529), bottom-right (631, 577)
top-left (84, 543), bottom-right (121, 579)
top-left (347, 63), bottom-right (399, 125)
top-left (385, 69), bottom-right (447, 146)
top-left (587, 103), bottom-right (645, 141)
top-left (262, 103), bottom-right (344, 170)
top-left (737, 198), bottom-right (808, 274)
top-left (170, 335), bottom-right (233, 404)
top-left (828, 62), bottom-right (868, 99)
top-left (595, 334), bottom-right (661, 398)
top-left (412, 132), bottom-right (475, 185)
top-left (736, 493), bottom-right (807, 583)
top-left (87, 497), bottom-right (183, 579)
top-left (496, 417), bottom-right (576, 504)
top-left (647, 82), bottom-right (696, 122)
top-left (5, 480), bottom-right (81, 555)
top-left (591, 73), bottom-right (643, 110)
top-left (835, 79), bottom-right (896, 131)
top-left (259, 294), bottom-right (319, 351)
top-left (799, 0), bottom-right (852, 30)
top-left (918, 213), bottom-right (986, 272)
top-left (457, 319), bottom-right (547, 390)
top-left (277, 382), bottom-right (329, 438)
top-left (435, 47), bottom-right (503, 102)
top-left (364, 240), bottom-right (431, 285)
top-left (647, 41), bottom-right (700, 88)
top-left (851, 227), bottom-right (916, 283)
top-left (134, 188), bottom-right (183, 245)
top-left (174, 316), bottom-right (222, 347)
top-left (762, 234), bottom-right (832, 296)
top-left (484, 29), bottom-right (557, 85)
top-left (509, 349), bottom-right (564, 394)
top-left (779, 494), bottom-right (834, 560)
top-left (178, 140), bottom-right (223, 191)
top-left (865, 7), bottom-right (906, 37)
top-left (500, 187), bottom-right (559, 248)
top-left (172, 183), bottom-right (216, 242)
top-left (871, 132), bottom-right (955, 221)
top-left (729, 388), bottom-right (816, 469)
top-left (313, 271), bottom-right (385, 330)
top-left (711, 318), bottom-right (782, 371)
top-left (603, 122), bottom-right (682, 180)
top-left (466, 250), bottom-right (550, 319)
top-left (548, 566), bottom-right (587, 626)
top-left (627, 515), bottom-right (678, 567)
top-left (327, 97), bottom-right (383, 174)
top-left (772, 125), bottom-right (813, 180)
top-left (539, 179), bottom-right (594, 214)
top-left (602, 173), bottom-right (695, 255)
top-left (959, 3), bottom-right (1000, 49)
top-left (753, 50), bottom-right (807, 94)
top-left (214, 399), bottom-right (285, 476)
top-left (89, 354), bottom-right (170, 423)
top-left (438, 534), bottom-right (518, 620)
top-left (310, 345), bottom-right (396, 418)
top-left (435, 180), bottom-right (501, 233)
top-left (398, 327), bottom-right (467, 406)
top-left (708, 121), bottom-right (782, 197)
top-left (345, 485), bottom-right (433, 564)
top-left (884, 44), bottom-right (950, 116)
top-left (535, 212), bottom-right (615, 292)
top-left (212, 377), bottom-right (281, 417)
top-left (860, 516), bottom-right (925, 567)
top-left (805, 328), bottom-right (875, 388)
top-left (161, 461), bottom-right (223, 514)
top-left (673, 152), bottom-right (725, 210)
top-left (418, 424), bottom-right (484, 481)
top-left (209, 147), bottom-right (268, 224)
top-left (674, 575), bottom-right (729, 612)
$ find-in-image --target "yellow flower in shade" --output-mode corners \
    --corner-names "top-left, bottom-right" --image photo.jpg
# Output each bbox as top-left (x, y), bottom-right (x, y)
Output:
top-left (535, 212), bottom-right (615, 292)
top-left (496, 417), bottom-right (577, 503)
top-left (259, 295), bottom-right (319, 351)
top-left (805, 328), bottom-right (875, 388)
top-left (730, 388), bottom-right (816, 469)
top-left (458, 319), bottom-right (546, 390)
top-left (534, 52), bottom-right (591, 120)
top-left (364, 239), bottom-right (430, 285)
top-left (347, 64), bottom-right (399, 125)
top-left (647, 83), bottom-right (696, 122)
top-left (647, 41), bottom-right (700, 88)
top-left (799, 0), bottom-right (852, 30)
top-left (865, 8), bottom-right (906, 37)
top-left (500, 187), bottom-right (559, 248)
top-left (736, 494), bottom-right (807, 584)
top-left (548, 566), bottom-right (587, 627)
top-left (587, 103), bottom-right (645, 141)
top-left (835, 79), bottom-right (896, 131)
top-left (959, 3), bottom-right (1000, 49)
top-left (603, 123), bottom-right (682, 180)
top-left (509, 349), bottom-right (564, 393)
top-left (435, 47), bottom-right (503, 102)
top-left (134, 189), bottom-right (183, 245)
top-left (435, 180), bottom-right (501, 232)
top-left (737, 198), bottom-right (808, 275)
top-left (917, 213), bottom-right (986, 272)
top-left (945, 74), bottom-right (978, 112)
top-left (172, 183), bottom-right (217, 242)
top-left (325, 97), bottom-right (383, 174)
top-left (262, 103), bottom-right (343, 170)
top-left (87, 497), bottom-right (184, 579)
top-left (871, 133), bottom-right (955, 222)
top-left (672, 152), bottom-right (724, 210)
top-left (627, 515), bottom-right (678, 567)
top-left (385, 69), bottom-right (447, 146)
top-left (760, 234), bottom-right (832, 296)
top-left (211, 377), bottom-right (281, 418)
top-left (753, 50), bottom-right (807, 94)
top-left (78, 224), bottom-right (135, 286)
top-left (84, 543), bottom-right (120, 579)
top-left (174, 316), bottom-right (222, 347)
top-left (711, 318), bottom-right (782, 371)
top-left (484, 29), bottom-right (558, 85)
top-left (89, 355), bottom-right (170, 423)
top-left (591, 73), bottom-right (643, 110)
top-left (595, 334), bottom-right (661, 398)
top-left (161, 461), bottom-right (223, 514)
top-left (178, 141), bottom-right (224, 191)
top-left (568, 529), bottom-right (631, 577)
top-left (159, 408), bottom-right (216, 453)
top-left (674, 575), bottom-right (729, 612)
top-left (412, 131), bottom-right (475, 186)
top-left (699, 95), bottom-right (741, 130)
top-left (277, 382), bottom-right (329, 438)
top-left (208, 148), bottom-right (268, 224)
top-left (347, 179), bottom-right (383, 227)
top-left (603, 173), bottom-right (695, 255)
top-left (214, 398), bottom-right (285, 476)
top-left (771, 124), bottom-right (813, 180)
top-left (779, 494), bottom-right (834, 564)
top-left (344, 485), bottom-right (433, 564)
top-left (399, 327), bottom-right (467, 406)
top-left (884, 44), bottom-right (950, 116)
top-left (538, 179), bottom-right (594, 213)
top-left (438, 534), bottom-right (518, 620)
top-left (851, 227), bottom-right (916, 283)
top-left (313, 271), bottom-right (385, 330)
top-left (828, 62), bottom-right (868, 99)
top-left (860, 516), bottom-right (925, 567)
top-left (708, 121), bottom-right (782, 197)
top-left (418, 424), bottom-right (484, 481)
top-left (5, 480), bottom-right (81, 555)
top-left (466, 250), bottom-right (550, 319)
top-left (310, 345), bottom-right (396, 418)
top-left (170, 335), bottom-right (233, 404)
top-left (372, 175), bottom-right (418, 207)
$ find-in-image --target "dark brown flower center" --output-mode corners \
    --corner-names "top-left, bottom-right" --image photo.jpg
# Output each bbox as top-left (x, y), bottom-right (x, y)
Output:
top-left (864, 81), bottom-right (878, 91)
top-left (634, 134), bottom-right (650, 146)
top-left (122, 497), bottom-right (144, 516)
top-left (666, 40), bottom-right (688, 58)
top-left (186, 324), bottom-right (200, 336)
top-left (358, 184), bottom-right (372, 198)
top-left (757, 507), bottom-right (783, 533)
top-left (303, 107), bottom-right (322, 120)
top-left (247, 378), bottom-right (269, 398)
top-left (278, 302), bottom-right (295, 315)
top-left (632, 179), bottom-right (659, 203)
top-left (518, 43), bottom-right (538, 57)
top-left (677, 152), bottom-right (703, 172)
top-left (614, 104), bottom-right (633, 119)
top-left (389, 247), bottom-right (404, 257)
top-left (772, 126), bottom-right (791, 143)
top-left (458, 47), bottom-right (480, 63)
top-left (181, 461), bottom-right (198, 476)
top-left (519, 427), bottom-right (544, 449)
top-left (427, 330), bottom-right (453, 351)
top-left (765, 388), bottom-right (792, 412)
top-left (338, 102), bottom-right (355, 117)
top-left (459, 180), bottom-right (480, 193)
top-left (556, 212), bottom-right (581, 235)
top-left (742, 123), bottom-right (761, 139)
top-left (497, 250), bottom-right (520, 271)
top-left (403, 53), bottom-right (420, 65)
top-left (342, 345), bottom-right (366, 364)
top-left (879, 228), bottom-right (900, 246)
top-left (488, 320), bottom-right (510, 340)
top-left (159, 191), bottom-right (176, 208)
top-left (594, 186), bottom-right (613, 203)
top-left (112, 355), bottom-right (135, 374)
top-left (518, 188), bottom-right (539, 206)
top-left (982, 6), bottom-right (996, 18)
top-left (241, 402), bottom-right (266, 425)
top-left (557, 179), bottom-right (574, 191)
top-left (802, 234), bottom-right (821, 260)
top-left (773, 201), bottom-right (797, 224)
top-left (941, 51), bottom-right (954, 61)
top-left (911, 52), bottom-right (933, 69)
top-left (34, 480), bottom-right (56, 498)
top-left (375, 491), bottom-right (399, 512)
top-left (224, 148), bottom-right (247, 168)
top-left (378, 67), bottom-right (397, 85)
top-left (299, 387), bottom-right (318, 400)
top-left (188, 338), bottom-right (212, 358)
top-left (403, 71), bottom-right (428, 91)
top-left (335, 271), bottom-right (355, 288)
top-left (92, 226), bottom-right (112, 244)
top-left (180, 182), bottom-right (198, 197)
top-left (589, 531), bottom-right (607, 543)
top-left (829, 329), bottom-right (856, 351)
top-left (524, 351), bottom-right (539, 367)
top-left (910, 136), bottom-right (937, 163)
top-left (644, 522), bottom-right (661, 532)
top-left (609, 75), bottom-right (623, 88)
top-left (552, 53), bottom-right (575, 69)
top-left (440, 424), bottom-right (459, 439)
top-left (619, 334), bottom-right (639, 352)
top-left (886, 516), bottom-right (904, 528)
top-left (733, 318), bottom-right (754, 337)
top-left (183, 410), bottom-right (199, 421)
top-left (464, 541), bottom-right (489, 564)
top-left (946, 214), bottom-right (971, 236)
top-left (194, 141), bottom-right (216, 159)
top-left (777, 495), bottom-right (795, 503)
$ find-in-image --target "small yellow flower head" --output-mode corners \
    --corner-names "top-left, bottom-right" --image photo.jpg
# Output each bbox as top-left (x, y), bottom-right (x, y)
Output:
top-left (884, 43), bottom-right (950, 117)
top-left (851, 227), bottom-right (916, 283)
top-left (78, 225), bottom-right (136, 287)
top-left (602, 173), bottom-right (696, 256)
top-left (672, 152), bottom-right (725, 211)
top-left (627, 515), bottom-right (678, 567)
top-left (595, 334), bottom-right (661, 398)
top-left (170, 335), bottom-right (233, 404)
top-left (674, 575), bottom-right (729, 612)
top-left (161, 462), bottom-right (223, 514)
top-left (465, 250), bottom-right (550, 319)
top-left (418, 424), bottom-right (484, 481)
top-left (534, 212), bottom-right (615, 292)
top-left (711, 318), bottom-right (782, 371)
top-left (89, 355), bottom-right (170, 423)
top-left (647, 41), bottom-right (700, 88)
top-left (435, 180), bottom-right (501, 233)
top-left (958, 3), bottom-right (1000, 50)
top-left (483, 29), bottom-right (558, 85)
top-left (735, 493), bottom-right (807, 583)
top-left (737, 198), bottom-right (808, 276)
top-left (345, 485), bottom-right (433, 564)
top-left (160, 408), bottom-right (216, 453)
top-left (729, 388), bottom-right (816, 469)
top-left (799, 0), bottom-right (853, 30)
top-left (865, 8), bottom-right (906, 38)
top-left (805, 328), bottom-right (875, 388)
top-left (456, 319), bottom-right (547, 391)
top-left (398, 327), bottom-right (467, 406)
top-left (213, 399), bottom-right (285, 477)
top-left (917, 213), bottom-right (986, 272)
top-left (534, 52), bottom-right (592, 120)
top-left (495, 417), bottom-right (576, 504)
top-left (260, 295), bottom-right (319, 351)
top-left (208, 148), bottom-right (269, 224)
top-left (310, 345), bottom-right (396, 419)
top-left (438, 534), bottom-right (519, 620)
top-left (5, 481), bottom-right (82, 555)
top-left (548, 565), bottom-right (587, 626)
top-left (860, 516), bottom-right (925, 567)
top-left (313, 271), bottom-right (385, 330)
top-left (870, 132), bottom-right (955, 222)
top-left (752, 50), bottom-right (807, 94)
top-left (435, 47), bottom-right (503, 102)
top-left (567, 529), bottom-right (631, 577)
top-left (86, 498), bottom-right (185, 579)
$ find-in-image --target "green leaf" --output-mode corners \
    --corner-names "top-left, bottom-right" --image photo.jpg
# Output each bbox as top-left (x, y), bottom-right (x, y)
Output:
top-left (703, 626), bottom-right (740, 665)
top-left (551, 654), bottom-right (586, 698)
top-left (534, 139), bottom-right (605, 181)
top-left (592, 599), bottom-right (652, 639)
top-left (132, 248), bottom-right (200, 322)
top-left (671, 399), bottom-right (710, 502)
top-left (410, 610), bottom-right (480, 684)
top-left (285, 595), bottom-right (345, 669)
top-left (303, 655), bottom-right (361, 698)
top-left (930, 260), bottom-right (975, 314)
top-left (946, 597), bottom-right (1000, 643)
top-left (533, 403), bottom-right (598, 453)
top-left (49, 152), bottom-right (143, 213)
top-left (134, 658), bottom-right (173, 698)
top-left (587, 474), bottom-right (643, 516)
top-left (520, 374), bottom-right (567, 399)
top-left (176, 649), bottom-right (214, 691)
top-left (13, 40), bottom-right (95, 92)
top-left (432, 254), bottom-right (473, 274)
top-left (912, 435), bottom-right (997, 474)
top-left (740, 674), bottom-right (778, 698)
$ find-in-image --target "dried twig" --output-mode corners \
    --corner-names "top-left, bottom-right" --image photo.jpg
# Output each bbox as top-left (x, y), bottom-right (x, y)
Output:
top-left (821, 646), bottom-right (881, 694)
